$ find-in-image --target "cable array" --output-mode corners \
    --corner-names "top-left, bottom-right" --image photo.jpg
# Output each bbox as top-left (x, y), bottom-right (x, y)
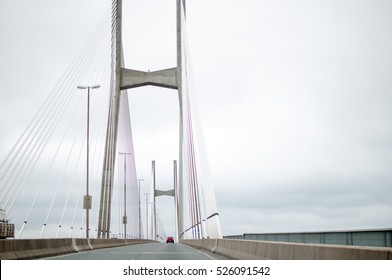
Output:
top-left (179, 2), bottom-right (222, 239)
top-left (0, 4), bottom-right (114, 238)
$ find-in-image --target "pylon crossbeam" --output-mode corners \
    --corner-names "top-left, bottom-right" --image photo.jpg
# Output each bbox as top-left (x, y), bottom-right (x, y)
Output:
top-left (155, 189), bottom-right (175, 197)
top-left (121, 67), bottom-right (178, 90)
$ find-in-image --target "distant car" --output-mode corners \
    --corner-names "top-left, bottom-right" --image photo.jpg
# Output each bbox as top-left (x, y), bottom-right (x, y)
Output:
top-left (166, 236), bottom-right (174, 243)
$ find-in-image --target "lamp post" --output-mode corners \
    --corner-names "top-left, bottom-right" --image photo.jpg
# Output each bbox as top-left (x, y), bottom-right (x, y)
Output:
top-left (144, 193), bottom-right (150, 239)
top-left (119, 152), bottom-right (132, 239)
top-left (77, 84), bottom-right (100, 239)
top-left (137, 179), bottom-right (144, 239)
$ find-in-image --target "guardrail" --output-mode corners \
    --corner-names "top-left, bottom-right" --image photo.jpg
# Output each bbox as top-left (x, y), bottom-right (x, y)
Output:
top-left (224, 229), bottom-right (392, 248)
top-left (182, 238), bottom-right (392, 260)
top-left (0, 238), bottom-right (155, 260)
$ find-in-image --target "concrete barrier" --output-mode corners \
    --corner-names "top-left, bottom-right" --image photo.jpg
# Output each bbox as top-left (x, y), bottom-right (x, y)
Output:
top-left (13, 239), bottom-right (76, 260)
top-left (88, 238), bottom-right (152, 249)
top-left (182, 239), bottom-right (392, 260)
top-left (314, 244), bottom-right (392, 260)
top-left (0, 238), bottom-right (156, 260)
top-left (74, 238), bottom-right (93, 251)
top-left (89, 238), bottom-right (126, 250)
top-left (0, 239), bottom-right (17, 260)
top-left (182, 238), bottom-right (218, 252)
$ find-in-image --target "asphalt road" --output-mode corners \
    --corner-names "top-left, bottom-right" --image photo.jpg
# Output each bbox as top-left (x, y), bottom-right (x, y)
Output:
top-left (46, 242), bottom-right (227, 260)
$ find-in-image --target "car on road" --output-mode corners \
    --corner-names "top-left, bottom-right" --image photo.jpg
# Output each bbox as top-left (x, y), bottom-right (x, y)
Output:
top-left (166, 236), bottom-right (174, 243)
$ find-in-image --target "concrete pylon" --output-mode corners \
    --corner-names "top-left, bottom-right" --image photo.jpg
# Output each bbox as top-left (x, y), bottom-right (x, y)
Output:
top-left (150, 160), bottom-right (179, 241)
top-left (97, 0), bottom-right (186, 239)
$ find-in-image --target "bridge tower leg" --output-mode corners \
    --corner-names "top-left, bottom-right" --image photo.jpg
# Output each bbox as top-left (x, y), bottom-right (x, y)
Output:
top-left (177, 0), bottom-right (185, 242)
top-left (97, 0), bottom-right (123, 239)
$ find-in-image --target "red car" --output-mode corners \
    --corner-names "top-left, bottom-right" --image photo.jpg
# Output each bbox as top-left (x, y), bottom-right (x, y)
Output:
top-left (166, 236), bottom-right (174, 243)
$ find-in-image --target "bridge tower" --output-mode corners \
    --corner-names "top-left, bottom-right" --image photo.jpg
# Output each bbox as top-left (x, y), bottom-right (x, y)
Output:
top-left (97, 0), bottom-right (222, 240)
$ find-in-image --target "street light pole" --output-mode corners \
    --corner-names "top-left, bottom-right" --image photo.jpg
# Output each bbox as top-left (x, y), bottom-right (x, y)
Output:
top-left (137, 179), bottom-right (144, 239)
top-left (144, 193), bottom-right (150, 239)
top-left (119, 152), bottom-right (132, 239)
top-left (77, 84), bottom-right (100, 239)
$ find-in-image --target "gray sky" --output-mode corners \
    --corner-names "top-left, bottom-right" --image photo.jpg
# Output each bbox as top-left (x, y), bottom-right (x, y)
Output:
top-left (1, 0), bottom-right (391, 238)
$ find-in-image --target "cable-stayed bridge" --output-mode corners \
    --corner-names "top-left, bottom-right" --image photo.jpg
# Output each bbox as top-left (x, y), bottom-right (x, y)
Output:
top-left (1, 1), bottom-right (391, 261)
top-left (0, 0), bottom-right (221, 242)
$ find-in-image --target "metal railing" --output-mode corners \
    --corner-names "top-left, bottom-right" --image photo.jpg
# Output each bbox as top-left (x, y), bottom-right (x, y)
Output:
top-left (224, 228), bottom-right (392, 248)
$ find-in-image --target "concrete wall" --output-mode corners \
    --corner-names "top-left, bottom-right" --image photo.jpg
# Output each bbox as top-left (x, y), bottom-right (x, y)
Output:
top-left (182, 239), bottom-right (392, 260)
top-left (0, 238), bottom-right (155, 260)
top-left (225, 229), bottom-right (392, 248)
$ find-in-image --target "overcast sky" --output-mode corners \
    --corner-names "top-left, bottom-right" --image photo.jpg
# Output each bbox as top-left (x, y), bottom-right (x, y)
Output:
top-left (1, 0), bottom-right (391, 237)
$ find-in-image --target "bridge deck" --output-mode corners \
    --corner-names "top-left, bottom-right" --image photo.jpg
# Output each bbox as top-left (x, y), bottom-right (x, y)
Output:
top-left (45, 242), bottom-right (227, 260)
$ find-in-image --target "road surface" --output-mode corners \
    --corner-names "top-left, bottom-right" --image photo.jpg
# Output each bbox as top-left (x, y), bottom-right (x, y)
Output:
top-left (46, 242), bottom-right (227, 260)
